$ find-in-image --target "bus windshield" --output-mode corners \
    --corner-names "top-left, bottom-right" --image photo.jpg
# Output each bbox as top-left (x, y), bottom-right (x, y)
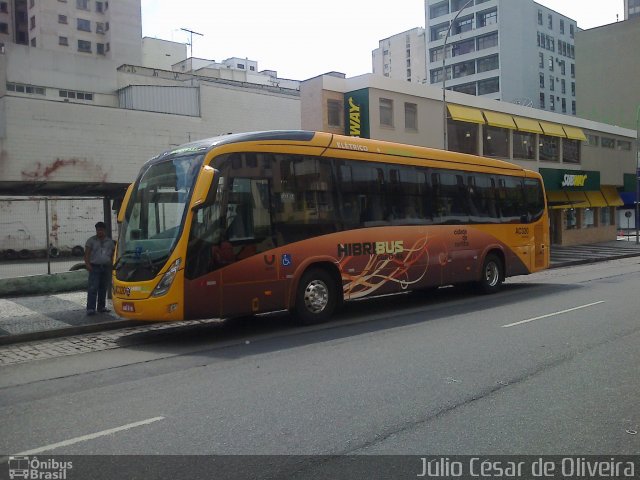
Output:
top-left (115, 153), bottom-right (204, 281)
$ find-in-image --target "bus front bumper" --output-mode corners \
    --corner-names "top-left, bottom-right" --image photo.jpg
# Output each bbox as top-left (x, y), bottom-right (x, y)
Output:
top-left (112, 296), bottom-right (182, 322)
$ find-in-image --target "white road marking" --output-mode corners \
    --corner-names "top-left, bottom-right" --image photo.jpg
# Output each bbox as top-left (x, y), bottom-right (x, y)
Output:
top-left (501, 301), bottom-right (605, 328)
top-left (12, 416), bottom-right (165, 455)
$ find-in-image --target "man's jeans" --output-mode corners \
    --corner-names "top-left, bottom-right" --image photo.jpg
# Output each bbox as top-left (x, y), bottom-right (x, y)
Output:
top-left (87, 264), bottom-right (111, 311)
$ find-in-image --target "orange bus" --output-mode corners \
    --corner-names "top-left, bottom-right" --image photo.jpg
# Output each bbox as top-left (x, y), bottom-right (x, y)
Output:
top-left (112, 131), bottom-right (549, 324)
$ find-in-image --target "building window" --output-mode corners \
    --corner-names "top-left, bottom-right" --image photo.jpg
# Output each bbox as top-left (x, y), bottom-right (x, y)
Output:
top-left (539, 135), bottom-right (559, 161)
top-left (327, 99), bottom-right (342, 128)
top-left (76, 0), bottom-right (89, 10)
top-left (539, 93), bottom-right (545, 109)
top-left (453, 60), bottom-right (475, 78)
top-left (513, 131), bottom-right (535, 160)
top-left (549, 95), bottom-right (555, 110)
top-left (600, 207), bottom-right (611, 226)
top-left (570, 24), bottom-right (575, 38)
top-left (96, 21), bottom-right (104, 33)
top-left (601, 137), bottom-right (615, 149)
top-left (0, 22), bottom-right (8, 34)
top-left (561, 98), bottom-right (566, 113)
top-left (379, 98), bottom-right (394, 127)
top-left (478, 9), bottom-right (497, 27)
top-left (549, 75), bottom-right (555, 91)
top-left (0, 2), bottom-right (7, 13)
top-left (430, 66), bottom-right (451, 84)
top-left (430, 1), bottom-right (449, 19)
top-left (563, 138), bottom-right (580, 163)
top-left (59, 36), bottom-right (68, 46)
top-left (548, 14), bottom-right (553, 29)
top-left (539, 73), bottom-right (545, 88)
top-left (96, 0), bottom-right (103, 12)
top-left (77, 18), bottom-right (90, 31)
top-left (236, 63), bottom-right (245, 69)
top-left (539, 52), bottom-right (544, 68)
top-left (477, 77), bottom-right (499, 95)
top-left (548, 56), bottom-right (554, 71)
top-left (29, 0), bottom-right (34, 7)
top-left (447, 119), bottom-right (478, 155)
top-left (571, 82), bottom-right (575, 96)
top-left (564, 209), bottom-right (577, 229)
top-left (571, 101), bottom-right (576, 115)
top-left (477, 54), bottom-right (498, 73)
top-left (617, 140), bottom-right (632, 151)
top-left (454, 16), bottom-right (473, 34)
top-left (585, 134), bottom-right (599, 146)
top-left (77, 39), bottom-right (91, 52)
top-left (452, 38), bottom-right (474, 56)
top-left (404, 102), bottom-right (417, 131)
top-left (30, 37), bottom-right (36, 46)
top-left (452, 82), bottom-right (476, 95)
top-left (30, 15), bottom-right (35, 29)
top-left (431, 23), bottom-right (449, 41)
top-left (560, 19), bottom-right (565, 34)
top-left (477, 32), bottom-right (498, 50)
top-left (570, 63), bottom-right (575, 78)
top-left (538, 10), bottom-right (543, 25)
top-left (584, 208), bottom-right (595, 228)
top-left (561, 79), bottom-right (566, 94)
top-left (58, 14), bottom-right (67, 24)
top-left (483, 125), bottom-right (509, 158)
top-left (97, 42), bottom-right (105, 55)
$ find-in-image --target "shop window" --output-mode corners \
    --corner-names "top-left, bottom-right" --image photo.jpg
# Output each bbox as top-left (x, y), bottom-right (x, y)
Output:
top-left (447, 119), bottom-right (478, 155)
top-left (562, 138), bottom-right (580, 163)
top-left (564, 209), bottom-right (577, 229)
top-left (600, 207), bottom-right (611, 226)
top-left (513, 131), bottom-right (535, 160)
top-left (584, 208), bottom-right (595, 228)
top-left (539, 135), bottom-right (559, 161)
top-left (483, 125), bottom-right (509, 158)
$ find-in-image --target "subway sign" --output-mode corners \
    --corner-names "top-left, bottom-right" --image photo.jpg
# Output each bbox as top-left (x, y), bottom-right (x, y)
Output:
top-left (344, 89), bottom-right (370, 138)
top-left (539, 168), bottom-right (600, 191)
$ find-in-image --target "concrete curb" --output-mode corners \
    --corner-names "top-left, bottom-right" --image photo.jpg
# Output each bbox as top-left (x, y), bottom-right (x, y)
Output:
top-left (0, 319), bottom-right (144, 345)
top-left (0, 270), bottom-right (88, 297)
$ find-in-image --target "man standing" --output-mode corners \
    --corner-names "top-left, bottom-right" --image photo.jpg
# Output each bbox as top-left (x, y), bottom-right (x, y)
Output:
top-left (84, 221), bottom-right (115, 315)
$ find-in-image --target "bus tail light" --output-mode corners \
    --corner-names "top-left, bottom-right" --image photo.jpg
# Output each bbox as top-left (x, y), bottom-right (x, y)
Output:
top-left (152, 258), bottom-right (182, 297)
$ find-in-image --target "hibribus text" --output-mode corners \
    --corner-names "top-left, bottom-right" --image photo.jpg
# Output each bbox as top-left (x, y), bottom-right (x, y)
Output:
top-left (337, 241), bottom-right (404, 257)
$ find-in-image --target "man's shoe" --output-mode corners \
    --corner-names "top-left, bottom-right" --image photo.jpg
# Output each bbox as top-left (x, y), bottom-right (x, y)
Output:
top-left (86, 309), bottom-right (96, 316)
top-left (98, 308), bottom-right (111, 313)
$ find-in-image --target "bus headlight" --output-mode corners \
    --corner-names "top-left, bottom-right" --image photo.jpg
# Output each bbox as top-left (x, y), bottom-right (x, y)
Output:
top-left (152, 258), bottom-right (182, 297)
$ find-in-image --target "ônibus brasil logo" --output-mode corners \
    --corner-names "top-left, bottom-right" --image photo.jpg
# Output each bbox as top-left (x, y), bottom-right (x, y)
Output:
top-left (8, 456), bottom-right (72, 479)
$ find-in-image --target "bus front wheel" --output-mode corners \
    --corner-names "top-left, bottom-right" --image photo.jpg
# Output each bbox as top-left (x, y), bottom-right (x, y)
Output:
top-left (294, 268), bottom-right (337, 325)
top-left (476, 254), bottom-right (503, 294)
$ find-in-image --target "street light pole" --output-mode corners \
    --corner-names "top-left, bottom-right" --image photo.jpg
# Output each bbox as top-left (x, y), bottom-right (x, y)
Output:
top-left (442, 0), bottom-right (475, 150)
top-left (635, 105), bottom-right (640, 245)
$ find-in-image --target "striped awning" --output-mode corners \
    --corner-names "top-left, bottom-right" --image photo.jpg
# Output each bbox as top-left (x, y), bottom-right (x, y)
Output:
top-left (601, 185), bottom-right (624, 206)
top-left (447, 104), bottom-right (485, 124)
top-left (563, 126), bottom-right (587, 141)
top-left (565, 191), bottom-right (590, 208)
top-left (483, 111), bottom-right (516, 129)
top-left (539, 121), bottom-right (567, 137)
top-left (546, 190), bottom-right (571, 209)
top-left (513, 117), bottom-right (543, 134)
top-left (585, 190), bottom-right (608, 207)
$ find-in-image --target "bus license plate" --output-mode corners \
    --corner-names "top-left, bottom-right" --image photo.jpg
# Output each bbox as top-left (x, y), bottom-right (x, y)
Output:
top-left (122, 302), bottom-right (135, 313)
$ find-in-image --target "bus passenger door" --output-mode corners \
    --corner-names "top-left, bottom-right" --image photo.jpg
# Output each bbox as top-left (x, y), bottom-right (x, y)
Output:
top-left (219, 178), bottom-right (283, 317)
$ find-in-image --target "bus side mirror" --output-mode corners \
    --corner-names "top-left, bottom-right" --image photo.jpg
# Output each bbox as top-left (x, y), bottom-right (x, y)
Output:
top-left (117, 183), bottom-right (134, 223)
top-left (191, 166), bottom-right (215, 210)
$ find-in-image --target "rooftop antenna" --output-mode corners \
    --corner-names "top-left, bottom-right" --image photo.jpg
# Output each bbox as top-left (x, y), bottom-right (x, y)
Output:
top-left (180, 27), bottom-right (203, 58)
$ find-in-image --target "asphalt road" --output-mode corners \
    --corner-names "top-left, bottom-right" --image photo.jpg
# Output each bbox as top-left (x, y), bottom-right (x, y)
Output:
top-left (0, 259), bottom-right (639, 478)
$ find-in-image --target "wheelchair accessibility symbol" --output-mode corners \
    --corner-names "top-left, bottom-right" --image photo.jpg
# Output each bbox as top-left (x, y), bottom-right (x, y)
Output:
top-left (281, 254), bottom-right (292, 267)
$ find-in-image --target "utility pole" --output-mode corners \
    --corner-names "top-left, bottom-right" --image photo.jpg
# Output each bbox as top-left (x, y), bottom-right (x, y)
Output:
top-left (180, 28), bottom-right (203, 58)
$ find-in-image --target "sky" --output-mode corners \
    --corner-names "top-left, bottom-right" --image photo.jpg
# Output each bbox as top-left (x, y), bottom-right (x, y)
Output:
top-left (140, 1), bottom-right (625, 80)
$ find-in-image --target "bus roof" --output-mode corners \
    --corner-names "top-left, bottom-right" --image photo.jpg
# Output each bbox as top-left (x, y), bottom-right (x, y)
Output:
top-left (146, 130), bottom-right (531, 175)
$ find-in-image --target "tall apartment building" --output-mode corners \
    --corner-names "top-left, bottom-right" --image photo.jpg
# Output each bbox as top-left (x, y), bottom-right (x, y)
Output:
top-left (624, 0), bottom-right (640, 19)
top-left (423, 0), bottom-right (578, 115)
top-left (0, 0), bottom-right (142, 65)
top-left (372, 28), bottom-right (427, 83)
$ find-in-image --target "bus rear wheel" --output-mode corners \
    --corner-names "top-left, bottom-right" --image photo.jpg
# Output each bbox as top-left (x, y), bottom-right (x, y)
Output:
top-left (476, 254), bottom-right (503, 294)
top-left (294, 268), bottom-right (337, 325)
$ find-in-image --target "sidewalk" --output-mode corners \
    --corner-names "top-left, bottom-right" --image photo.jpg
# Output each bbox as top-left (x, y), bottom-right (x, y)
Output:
top-left (1, 239), bottom-right (640, 345)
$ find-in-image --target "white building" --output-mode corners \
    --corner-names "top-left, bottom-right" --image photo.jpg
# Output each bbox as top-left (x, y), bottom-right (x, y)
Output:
top-left (0, 0), bottom-right (142, 66)
top-left (372, 28), bottom-right (427, 84)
